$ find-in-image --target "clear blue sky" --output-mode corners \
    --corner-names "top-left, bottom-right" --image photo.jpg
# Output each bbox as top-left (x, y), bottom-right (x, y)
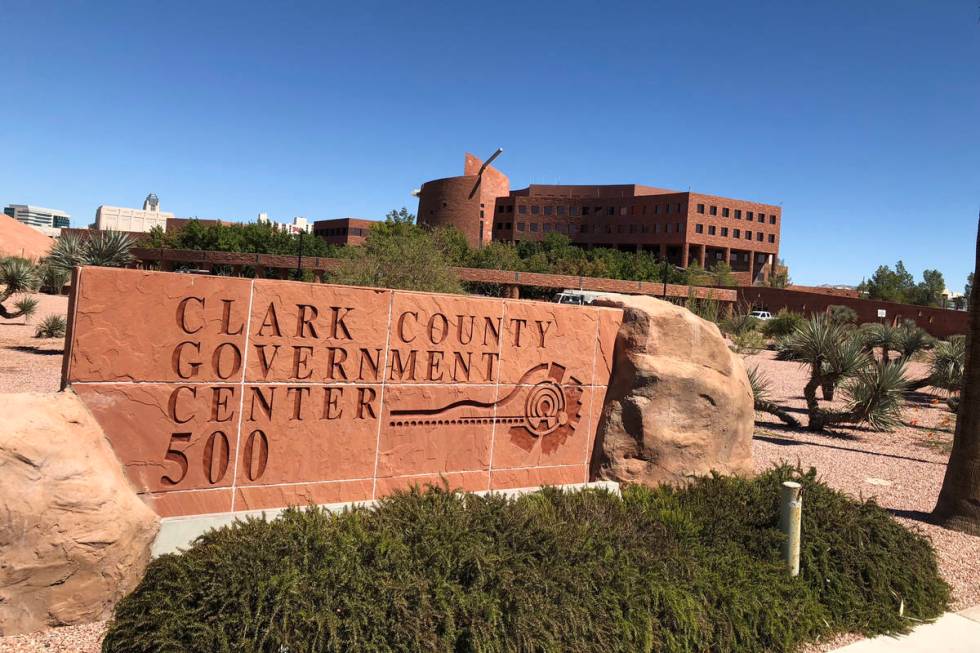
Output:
top-left (2, 1), bottom-right (978, 291)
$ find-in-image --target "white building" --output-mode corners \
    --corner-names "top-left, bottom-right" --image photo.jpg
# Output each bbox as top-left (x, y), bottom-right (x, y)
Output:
top-left (257, 212), bottom-right (312, 234)
top-left (94, 193), bottom-right (175, 233)
top-left (3, 204), bottom-right (70, 236)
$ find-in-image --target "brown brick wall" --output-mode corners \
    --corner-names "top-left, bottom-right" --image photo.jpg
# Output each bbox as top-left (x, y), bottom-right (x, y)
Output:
top-left (737, 286), bottom-right (968, 338)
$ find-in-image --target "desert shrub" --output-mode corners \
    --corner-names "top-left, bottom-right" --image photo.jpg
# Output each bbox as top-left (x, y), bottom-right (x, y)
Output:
top-left (103, 469), bottom-right (948, 653)
top-left (34, 314), bottom-right (67, 338)
top-left (721, 312), bottom-right (761, 336)
top-left (827, 304), bottom-right (859, 325)
top-left (763, 309), bottom-right (805, 338)
top-left (732, 329), bottom-right (766, 354)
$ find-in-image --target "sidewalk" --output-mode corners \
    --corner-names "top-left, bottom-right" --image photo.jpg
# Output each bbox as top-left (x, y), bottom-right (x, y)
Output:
top-left (832, 606), bottom-right (980, 652)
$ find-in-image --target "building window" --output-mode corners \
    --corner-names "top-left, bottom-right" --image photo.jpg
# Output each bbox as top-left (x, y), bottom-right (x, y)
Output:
top-left (721, 227), bottom-right (729, 236)
top-left (770, 215), bottom-right (776, 224)
top-left (557, 206), bottom-right (565, 216)
top-left (543, 223), bottom-right (553, 232)
top-left (495, 222), bottom-right (502, 230)
top-left (517, 222), bottom-right (525, 231)
top-left (479, 210), bottom-right (484, 218)
top-left (519, 205), bottom-right (527, 214)
top-left (734, 209), bottom-right (742, 219)
top-left (607, 207), bottom-right (615, 216)
top-left (756, 232), bottom-right (763, 241)
top-left (708, 225), bottom-right (716, 235)
top-left (641, 224), bottom-right (650, 233)
top-left (695, 224), bottom-right (704, 234)
top-left (745, 230), bottom-right (752, 240)
top-left (722, 207), bottom-right (730, 217)
top-left (620, 206), bottom-right (628, 216)
top-left (530, 223), bottom-right (539, 232)
top-left (747, 211), bottom-right (754, 220)
top-left (531, 206), bottom-right (540, 215)
top-left (734, 229), bottom-right (741, 238)
top-left (544, 206), bottom-right (553, 215)
top-left (675, 203), bottom-right (682, 212)
top-left (655, 204), bottom-right (662, 215)
top-left (570, 206), bottom-right (579, 216)
top-left (697, 203), bottom-right (705, 214)
top-left (768, 234), bottom-right (776, 243)
top-left (676, 223), bottom-right (682, 232)
top-left (709, 205), bottom-right (717, 216)
top-left (629, 224), bottom-right (637, 233)
top-left (582, 206), bottom-right (590, 215)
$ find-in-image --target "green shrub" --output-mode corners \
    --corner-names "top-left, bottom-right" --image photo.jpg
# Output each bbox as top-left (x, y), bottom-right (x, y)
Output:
top-left (721, 312), bottom-right (761, 336)
top-left (103, 467), bottom-right (948, 653)
top-left (763, 309), bottom-right (805, 338)
top-left (828, 304), bottom-right (859, 325)
top-left (732, 329), bottom-right (766, 354)
top-left (34, 314), bottom-right (67, 338)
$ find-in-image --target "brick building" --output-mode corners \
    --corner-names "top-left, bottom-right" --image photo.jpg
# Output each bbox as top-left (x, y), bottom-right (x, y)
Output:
top-left (417, 154), bottom-right (781, 284)
top-left (312, 217), bottom-right (376, 246)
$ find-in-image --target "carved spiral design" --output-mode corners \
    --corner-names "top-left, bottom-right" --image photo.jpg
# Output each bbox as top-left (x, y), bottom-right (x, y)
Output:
top-left (523, 381), bottom-right (568, 437)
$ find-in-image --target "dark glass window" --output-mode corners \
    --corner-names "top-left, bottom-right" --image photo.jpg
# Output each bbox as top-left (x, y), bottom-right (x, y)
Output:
top-left (697, 204), bottom-right (706, 214)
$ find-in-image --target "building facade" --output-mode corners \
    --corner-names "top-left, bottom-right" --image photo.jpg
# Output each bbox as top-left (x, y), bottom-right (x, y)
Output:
top-left (416, 153), bottom-right (510, 248)
top-left (416, 155), bottom-right (781, 284)
top-left (94, 194), bottom-right (174, 233)
top-left (313, 217), bottom-right (377, 246)
top-left (257, 212), bottom-right (312, 234)
top-left (4, 204), bottom-right (70, 236)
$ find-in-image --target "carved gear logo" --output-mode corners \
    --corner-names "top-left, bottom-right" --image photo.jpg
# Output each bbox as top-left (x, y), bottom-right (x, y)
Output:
top-left (389, 362), bottom-right (583, 453)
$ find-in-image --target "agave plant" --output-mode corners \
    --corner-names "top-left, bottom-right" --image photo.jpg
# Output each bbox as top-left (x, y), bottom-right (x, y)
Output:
top-left (746, 365), bottom-right (799, 427)
top-left (929, 336), bottom-right (967, 392)
top-left (783, 316), bottom-right (909, 432)
top-left (47, 230), bottom-right (135, 273)
top-left (0, 257), bottom-right (40, 319)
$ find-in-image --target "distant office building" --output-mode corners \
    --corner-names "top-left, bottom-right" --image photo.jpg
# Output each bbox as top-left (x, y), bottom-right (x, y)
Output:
top-left (4, 204), bottom-right (71, 236)
top-left (94, 193), bottom-right (174, 233)
top-left (257, 212), bottom-right (312, 234)
top-left (313, 217), bottom-right (376, 246)
top-left (416, 153), bottom-right (782, 284)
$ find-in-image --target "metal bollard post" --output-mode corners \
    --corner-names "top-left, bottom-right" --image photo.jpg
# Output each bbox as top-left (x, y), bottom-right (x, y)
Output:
top-left (779, 481), bottom-right (802, 577)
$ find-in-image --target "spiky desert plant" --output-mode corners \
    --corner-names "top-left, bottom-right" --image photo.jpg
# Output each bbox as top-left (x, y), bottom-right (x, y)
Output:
top-left (34, 314), bottom-right (67, 339)
top-left (896, 324), bottom-right (934, 361)
top-left (784, 316), bottom-right (908, 432)
top-left (747, 365), bottom-right (800, 427)
top-left (929, 336), bottom-right (967, 392)
top-left (862, 323), bottom-right (901, 364)
top-left (48, 230), bottom-right (135, 273)
top-left (820, 333), bottom-right (870, 400)
top-left (0, 257), bottom-right (40, 319)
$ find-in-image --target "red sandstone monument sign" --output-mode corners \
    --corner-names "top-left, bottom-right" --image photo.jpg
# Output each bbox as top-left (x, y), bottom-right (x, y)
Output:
top-left (62, 268), bottom-right (621, 518)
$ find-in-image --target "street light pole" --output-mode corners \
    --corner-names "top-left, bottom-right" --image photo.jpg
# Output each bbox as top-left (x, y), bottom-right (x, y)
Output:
top-left (296, 230), bottom-right (304, 280)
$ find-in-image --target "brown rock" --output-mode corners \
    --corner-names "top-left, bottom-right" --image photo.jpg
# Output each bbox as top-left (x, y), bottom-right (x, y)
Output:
top-left (0, 392), bottom-right (158, 636)
top-left (590, 294), bottom-right (754, 486)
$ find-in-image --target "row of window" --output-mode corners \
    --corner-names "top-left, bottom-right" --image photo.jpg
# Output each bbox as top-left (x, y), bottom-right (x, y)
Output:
top-left (496, 202), bottom-right (778, 225)
top-left (316, 227), bottom-right (366, 237)
top-left (696, 203), bottom-right (776, 224)
top-left (494, 221), bottom-right (776, 243)
top-left (695, 224), bottom-right (776, 243)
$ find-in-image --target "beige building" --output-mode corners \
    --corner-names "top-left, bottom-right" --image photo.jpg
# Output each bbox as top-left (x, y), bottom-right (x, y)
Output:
top-left (94, 193), bottom-right (174, 233)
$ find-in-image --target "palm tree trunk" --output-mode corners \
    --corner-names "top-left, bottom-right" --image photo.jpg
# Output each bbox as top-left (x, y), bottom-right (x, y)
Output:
top-left (933, 215), bottom-right (980, 535)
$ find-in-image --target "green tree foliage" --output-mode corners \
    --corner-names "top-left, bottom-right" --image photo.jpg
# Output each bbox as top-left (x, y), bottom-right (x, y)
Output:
top-left (330, 217), bottom-right (462, 293)
top-left (709, 261), bottom-right (737, 286)
top-left (966, 272), bottom-right (974, 302)
top-left (765, 257), bottom-right (791, 288)
top-left (827, 304), bottom-right (859, 326)
top-left (145, 220), bottom-right (339, 258)
top-left (762, 309), bottom-right (805, 338)
top-left (858, 261), bottom-right (948, 307)
top-left (103, 469), bottom-right (948, 653)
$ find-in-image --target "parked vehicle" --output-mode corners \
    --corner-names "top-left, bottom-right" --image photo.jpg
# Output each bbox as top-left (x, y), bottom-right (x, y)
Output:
top-left (554, 290), bottom-right (604, 305)
top-left (749, 310), bottom-right (773, 321)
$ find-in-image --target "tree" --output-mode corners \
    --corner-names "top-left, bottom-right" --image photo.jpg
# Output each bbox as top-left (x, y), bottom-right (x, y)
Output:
top-left (0, 257), bottom-right (39, 319)
top-left (966, 273), bottom-right (974, 305)
top-left (933, 217), bottom-right (980, 535)
top-left (330, 219), bottom-right (462, 294)
top-left (908, 269), bottom-right (946, 307)
top-left (709, 261), bottom-right (737, 287)
top-left (765, 258), bottom-right (790, 288)
top-left (385, 207), bottom-right (415, 224)
top-left (858, 261), bottom-right (915, 303)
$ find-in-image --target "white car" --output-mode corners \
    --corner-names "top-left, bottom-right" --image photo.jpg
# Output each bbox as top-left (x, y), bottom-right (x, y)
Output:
top-left (749, 310), bottom-right (773, 321)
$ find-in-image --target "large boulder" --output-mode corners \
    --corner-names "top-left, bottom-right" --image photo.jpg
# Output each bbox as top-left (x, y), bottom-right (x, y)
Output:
top-left (590, 294), bottom-right (754, 486)
top-left (0, 392), bottom-right (158, 636)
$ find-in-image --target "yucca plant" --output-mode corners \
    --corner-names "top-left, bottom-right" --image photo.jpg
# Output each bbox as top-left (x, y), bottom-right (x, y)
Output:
top-left (895, 324), bottom-right (934, 361)
top-left (747, 365), bottom-right (799, 427)
top-left (47, 230), bottom-right (135, 273)
top-left (862, 323), bottom-right (901, 364)
top-left (784, 316), bottom-right (909, 432)
top-left (34, 314), bottom-right (67, 339)
top-left (0, 256), bottom-right (40, 319)
top-left (905, 336), bottom-right (965, 398)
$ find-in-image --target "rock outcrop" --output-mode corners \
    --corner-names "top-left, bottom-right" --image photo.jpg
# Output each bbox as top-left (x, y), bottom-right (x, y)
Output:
top-left (0, 392), bottom-right (158, 636)
top-left (590, 294), bottom-right (754, 486)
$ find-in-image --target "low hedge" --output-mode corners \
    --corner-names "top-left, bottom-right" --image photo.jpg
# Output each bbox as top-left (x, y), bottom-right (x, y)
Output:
top-left (102, 466), bottom-right (948, 653)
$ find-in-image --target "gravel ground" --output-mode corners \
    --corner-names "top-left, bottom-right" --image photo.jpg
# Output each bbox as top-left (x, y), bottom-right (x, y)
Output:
top-left (2, 339), bottom-right (976, 651)
top-left (0, 293), bottom-right (67, 393)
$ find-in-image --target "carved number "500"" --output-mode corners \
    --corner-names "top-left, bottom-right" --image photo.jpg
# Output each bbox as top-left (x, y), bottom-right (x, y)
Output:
top-left (161, 429), bottom-right (269, 486)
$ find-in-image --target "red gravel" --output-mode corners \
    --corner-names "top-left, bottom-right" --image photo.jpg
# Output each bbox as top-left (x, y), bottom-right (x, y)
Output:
top-left (0, 293), bottom-right (67, 393)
